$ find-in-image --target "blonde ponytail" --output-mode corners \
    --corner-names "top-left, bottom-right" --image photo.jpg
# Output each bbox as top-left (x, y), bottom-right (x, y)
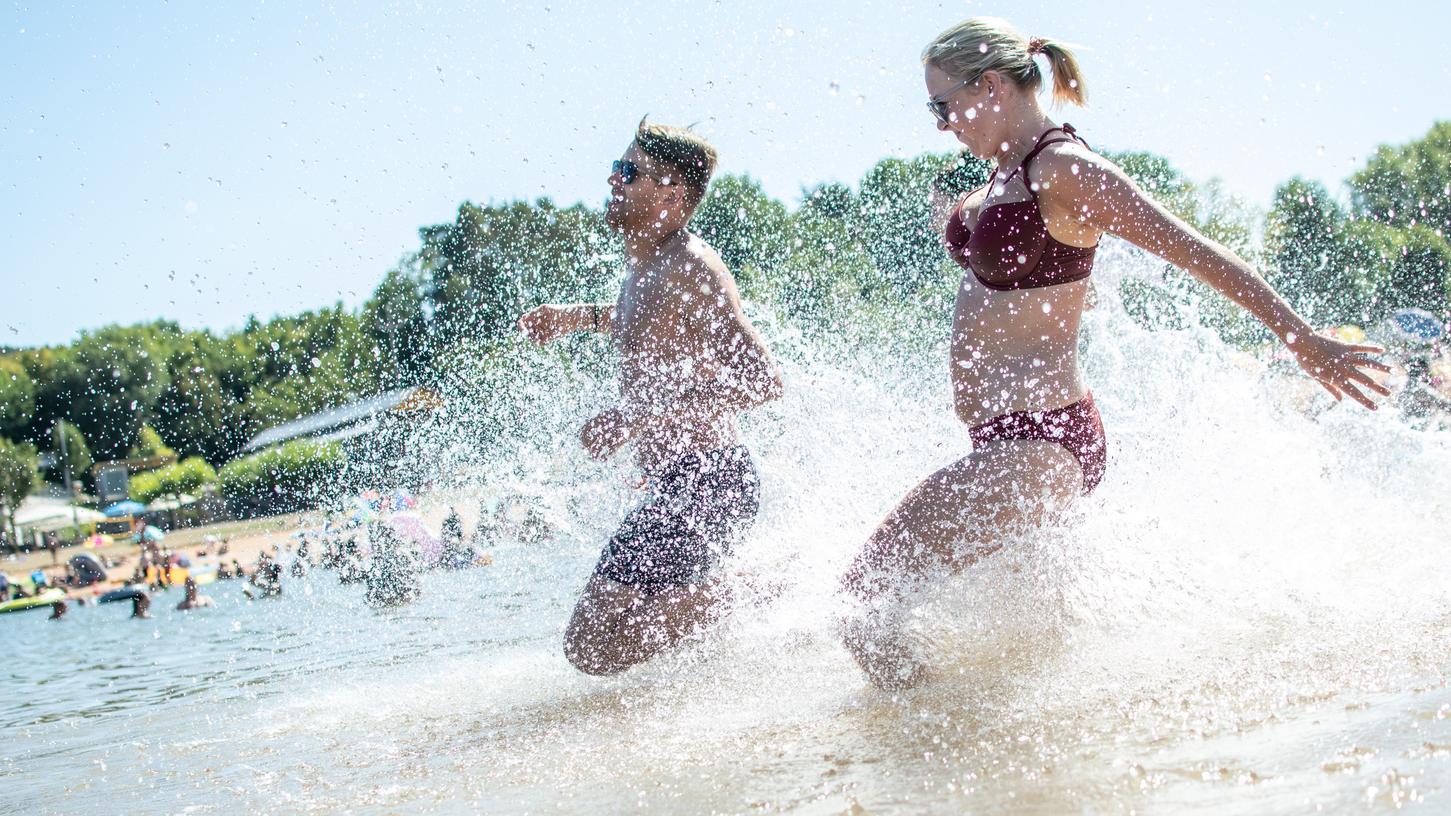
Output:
top-left (924, 18), bottom-right (1088, 108)
top-left (1031, 38), bottom-right (1088, 107)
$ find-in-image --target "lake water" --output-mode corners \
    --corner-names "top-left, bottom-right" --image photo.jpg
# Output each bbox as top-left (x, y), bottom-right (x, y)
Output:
top-left (6, 243), bottom-right (1451, 814)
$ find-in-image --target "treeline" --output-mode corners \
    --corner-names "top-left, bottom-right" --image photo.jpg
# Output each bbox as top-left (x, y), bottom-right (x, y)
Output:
top-left (1, 122), bottom-right (1447, 489)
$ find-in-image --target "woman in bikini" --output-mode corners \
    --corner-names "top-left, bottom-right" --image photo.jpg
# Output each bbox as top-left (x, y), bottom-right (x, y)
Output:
top-left (839, 16), bottom-right (1390, 690)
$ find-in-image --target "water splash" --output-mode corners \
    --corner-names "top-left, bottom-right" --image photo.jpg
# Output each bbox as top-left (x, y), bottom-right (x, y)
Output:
top-left (8, 243), bottom-right (1451, 812)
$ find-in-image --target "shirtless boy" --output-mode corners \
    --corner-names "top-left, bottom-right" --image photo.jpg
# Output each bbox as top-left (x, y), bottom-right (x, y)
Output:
top-left (519, 119), bottom-right (783, 675)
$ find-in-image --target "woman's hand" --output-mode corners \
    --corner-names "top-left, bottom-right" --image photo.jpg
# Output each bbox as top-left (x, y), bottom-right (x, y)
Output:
top-left (1287, 332), bottom-right (1392, 410)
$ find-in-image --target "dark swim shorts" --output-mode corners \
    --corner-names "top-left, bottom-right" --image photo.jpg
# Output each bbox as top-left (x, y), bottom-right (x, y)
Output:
top-left (593, 446), bottom-right (760, 595)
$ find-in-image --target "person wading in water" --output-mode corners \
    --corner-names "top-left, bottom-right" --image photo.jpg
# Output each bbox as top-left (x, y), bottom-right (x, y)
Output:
top-left (839, 17), bottom-right (1390, 690)
top-left (521, 118), bottom-right (783, 675)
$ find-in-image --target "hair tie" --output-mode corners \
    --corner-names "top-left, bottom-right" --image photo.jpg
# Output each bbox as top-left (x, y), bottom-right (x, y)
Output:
top-left (1027, 37), bottom-right (1047, 55)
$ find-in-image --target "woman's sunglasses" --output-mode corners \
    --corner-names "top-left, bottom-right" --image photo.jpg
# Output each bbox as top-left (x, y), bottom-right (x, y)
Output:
top-left (611, 159), bottom-right (672, 185)
top-left (927, 77), bottom-right (976, 125)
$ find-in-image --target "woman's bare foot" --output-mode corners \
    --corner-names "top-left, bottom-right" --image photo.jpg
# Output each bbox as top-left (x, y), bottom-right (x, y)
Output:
top-left (839, 614), bottom-right (929, 691)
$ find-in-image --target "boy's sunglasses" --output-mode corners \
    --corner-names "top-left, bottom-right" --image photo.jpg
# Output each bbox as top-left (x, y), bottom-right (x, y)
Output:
top-left (612, 159), bottom-right (672, 185)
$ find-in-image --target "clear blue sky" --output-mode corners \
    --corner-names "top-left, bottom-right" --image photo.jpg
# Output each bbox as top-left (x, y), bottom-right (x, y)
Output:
top-left (4, 0), bottom-right (1446, 348)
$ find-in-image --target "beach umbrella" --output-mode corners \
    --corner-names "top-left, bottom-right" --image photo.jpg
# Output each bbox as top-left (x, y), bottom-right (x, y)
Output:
top-left (388, 511), bottom-right (443, 564)
top-left (1388, 308), bottom-right (1444, 345)
top-left (143, 526), bottom-right (166, 542)
top-left (103, 500), bottom-right (147, 517)
top-left (68, 553), bottom-right (107, 586)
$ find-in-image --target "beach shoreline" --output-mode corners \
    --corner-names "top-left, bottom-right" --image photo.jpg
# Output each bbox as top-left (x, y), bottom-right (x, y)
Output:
top-left (4, 512), bottom-right (313, 601)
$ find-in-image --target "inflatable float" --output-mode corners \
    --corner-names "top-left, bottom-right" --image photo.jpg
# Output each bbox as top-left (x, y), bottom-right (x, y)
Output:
top-left (97, 585), bottom-right (146, 604)
top-left (0, 588), bottom-right (66, 614)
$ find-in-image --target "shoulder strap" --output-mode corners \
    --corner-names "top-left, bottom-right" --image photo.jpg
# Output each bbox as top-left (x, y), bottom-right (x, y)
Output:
top-left (1021, 123), bottom-right (1092, 195)
top-left (999, 125), bottom-right (1068, 183)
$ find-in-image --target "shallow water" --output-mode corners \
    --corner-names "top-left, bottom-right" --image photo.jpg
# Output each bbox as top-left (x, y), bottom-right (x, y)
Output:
top-left (6, 243), bottom-right (1451, 814)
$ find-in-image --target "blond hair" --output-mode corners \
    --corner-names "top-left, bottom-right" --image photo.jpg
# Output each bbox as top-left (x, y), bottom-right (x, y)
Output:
top-left (921, 17), bottom-right (1087, 108)
top-left (634, 117), bottom-right (718, 206)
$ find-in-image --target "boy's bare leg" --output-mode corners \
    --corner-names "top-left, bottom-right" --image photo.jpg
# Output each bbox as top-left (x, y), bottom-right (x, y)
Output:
top-left (564, 575), bottom-right (731, 676)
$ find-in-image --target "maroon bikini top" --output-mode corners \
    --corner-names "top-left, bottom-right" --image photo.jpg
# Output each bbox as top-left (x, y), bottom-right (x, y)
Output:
top-left (944, 124), bottom-right (1098, 291)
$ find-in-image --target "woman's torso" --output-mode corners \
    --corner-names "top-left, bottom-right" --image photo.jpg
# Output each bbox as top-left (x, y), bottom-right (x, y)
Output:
top-left (944, 129), bottom-right (1100, 426)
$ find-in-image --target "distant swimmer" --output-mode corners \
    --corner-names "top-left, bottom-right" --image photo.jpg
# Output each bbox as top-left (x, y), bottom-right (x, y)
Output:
top-left (520, 118), bottom-right (783, 676)
top-left (246, 554), bottom-right (283, 598)
top-left (131, 591), bottom-right (152, 619)
top-left (48, 600), bottom-right (68, 620)
top-left (838, 17), bottom-right (1391, 690)
top-left (176, 577), bottom-right (215, 611)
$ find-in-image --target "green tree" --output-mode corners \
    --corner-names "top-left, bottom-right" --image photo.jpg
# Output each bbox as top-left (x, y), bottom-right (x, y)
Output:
top-left (800, 182), bottom-right (854, 221)
top-left (1340, 220), bottom-right (1451, 316)
top-left (1350, 120), bottom-right (1451, 236)
top-left (770, 206), bottom-right (878, 323)
top-left (152, 331), bottom-right (256, 465)
top-left (362, 267), bottom-right (431, 385)
top-left (235, 305), bottom-right (388, 436)
top-left (66, 325), bottom-right (173, 460)
top-left (691, 175), bottom-right (791, 296)
top-left (0, 357), bottom-right (36, 441)
top-left (218, 439), bottom-right (345, 517)
top-left (0, 437), bottom-right (40, 551)
top-left (16, 346), bottom-right (83, 448)
top-left (1265, 178), bottom-right (1361, 324)
top-left (45, 420), bottom-right (93, 490)
top-left (421, 199), bottom-right (618, 352)
top-left (851, 156), bottom-right (947, 294)
top-left (129, 457), bottom-right (217, 505)
top-left (128, 424), bottom-right (176, 461)
top-left (1342, 122), bottom-right (1451, 318)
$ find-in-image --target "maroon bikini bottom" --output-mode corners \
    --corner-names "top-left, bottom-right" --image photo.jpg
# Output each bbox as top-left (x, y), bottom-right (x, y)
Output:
top-left (969, 393), bottom-right (1107, 493)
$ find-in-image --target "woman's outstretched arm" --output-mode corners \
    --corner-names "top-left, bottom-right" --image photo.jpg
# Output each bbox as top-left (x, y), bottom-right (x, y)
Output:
top-left (1039, 146), bottom-right (1391, 409)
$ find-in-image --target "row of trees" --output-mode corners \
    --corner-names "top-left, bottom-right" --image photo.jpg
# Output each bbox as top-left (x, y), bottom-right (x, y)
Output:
top-left (1, 122), bottom-right (1447, 514)
top-left (1, 307), bottom-right (401, 471)
top-left (1267, 122), bottom-right (1451, 324)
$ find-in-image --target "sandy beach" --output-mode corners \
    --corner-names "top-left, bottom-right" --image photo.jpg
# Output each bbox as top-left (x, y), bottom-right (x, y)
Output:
top-left (5, 512), bottom-right (314, 600)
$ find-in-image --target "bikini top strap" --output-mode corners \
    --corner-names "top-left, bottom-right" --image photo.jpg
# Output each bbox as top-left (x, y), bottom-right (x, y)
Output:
top-left (998, 124), bottom-right (1076, 184)
top-left (1021, 123), bottom-right (1092, 196)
